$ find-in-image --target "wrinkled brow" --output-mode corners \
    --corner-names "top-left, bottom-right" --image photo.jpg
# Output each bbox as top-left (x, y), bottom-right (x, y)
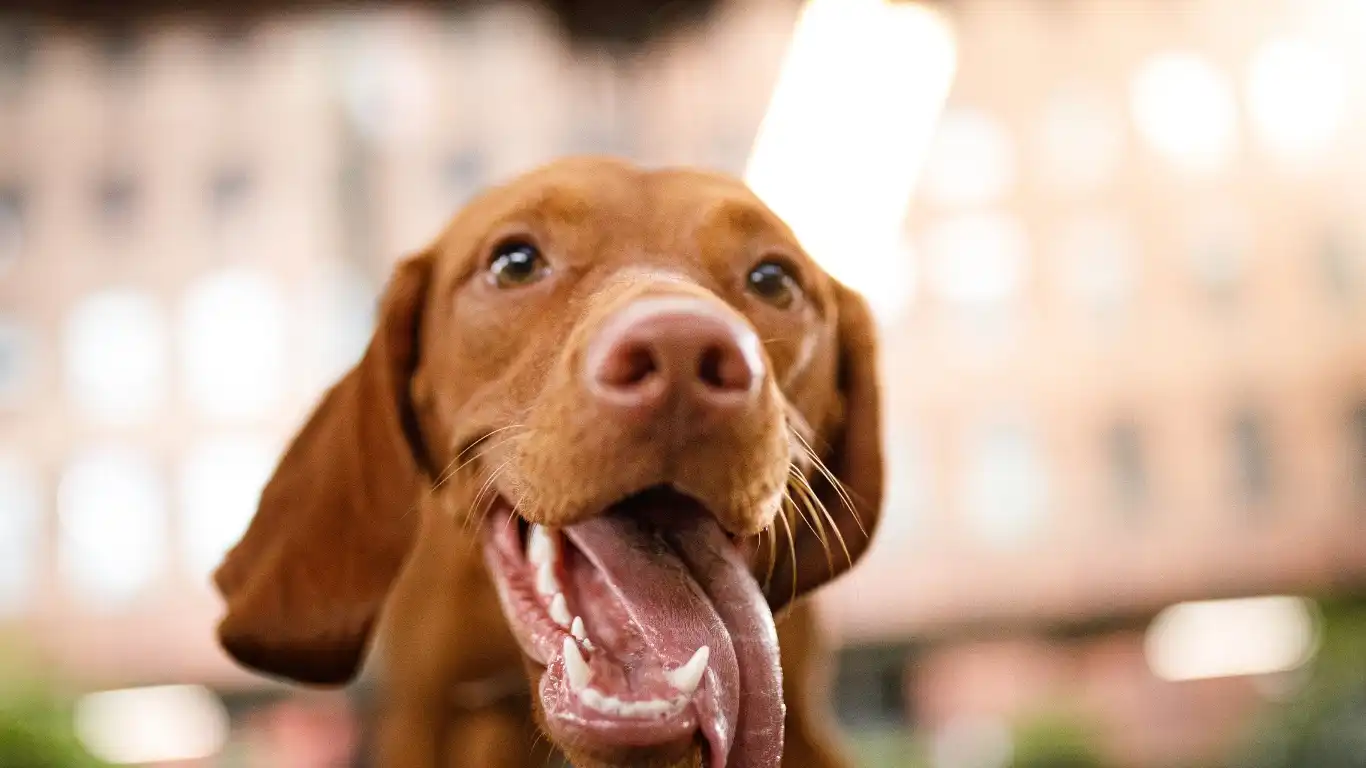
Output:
top-left (698, 196), bottom-right (784, 240)
top-left (502, 184), bottom-right (601, 229)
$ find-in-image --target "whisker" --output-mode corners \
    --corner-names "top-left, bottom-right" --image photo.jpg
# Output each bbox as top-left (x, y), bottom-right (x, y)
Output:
top-left (791, 465), bottom-right (853, 572)
top-left (431, 425), bottom-right (527, 494)
top-left (776, 503), bottom-right (798, 606)
top-left (466, 458), bottom-right (513, 533)
top-left (792, 430), bottom-right (867, 538)
top-left (787, 468), bottom-right (836, 575)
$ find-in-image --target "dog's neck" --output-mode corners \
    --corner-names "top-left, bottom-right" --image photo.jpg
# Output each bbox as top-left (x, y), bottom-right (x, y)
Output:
top-left (448, 669), bottom-right (529, 711)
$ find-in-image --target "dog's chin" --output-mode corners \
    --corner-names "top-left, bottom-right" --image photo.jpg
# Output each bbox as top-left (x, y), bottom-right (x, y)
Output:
top-left (480, 487), bottom-right (786, 768)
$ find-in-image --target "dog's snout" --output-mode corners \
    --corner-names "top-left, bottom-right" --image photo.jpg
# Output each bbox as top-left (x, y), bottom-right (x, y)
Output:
top-left (585, 297), bottom-right (764, 414)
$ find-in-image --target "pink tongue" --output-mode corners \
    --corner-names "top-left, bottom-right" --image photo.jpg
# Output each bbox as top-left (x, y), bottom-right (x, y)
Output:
top-left (565, 510), bottom-right (784, 768)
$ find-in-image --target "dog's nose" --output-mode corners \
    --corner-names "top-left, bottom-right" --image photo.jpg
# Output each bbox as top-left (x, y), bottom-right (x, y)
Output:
top-left (585, 297), bottom-right (764, 414)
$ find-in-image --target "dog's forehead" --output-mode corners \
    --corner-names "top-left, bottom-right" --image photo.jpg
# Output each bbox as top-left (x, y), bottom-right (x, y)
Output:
top-left (461, 159), bottom-right (787, 238)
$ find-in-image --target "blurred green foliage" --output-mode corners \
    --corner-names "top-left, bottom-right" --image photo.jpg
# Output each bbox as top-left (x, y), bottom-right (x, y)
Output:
top-left (1229, 599), bottom-right (1366, 768)
top-left (0, 646), bottom-right (108, 768)
top-left (1010, 711), bottom-right (1111, 768)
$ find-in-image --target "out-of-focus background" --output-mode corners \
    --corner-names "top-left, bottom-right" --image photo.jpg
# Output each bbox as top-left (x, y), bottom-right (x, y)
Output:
top-left (2, 0), bottom-right (1366, 765)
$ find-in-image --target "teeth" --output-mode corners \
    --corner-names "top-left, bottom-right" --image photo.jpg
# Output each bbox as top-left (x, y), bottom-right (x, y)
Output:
top-left (579, 686), bottom-right (607, 709)
top-left (549, 594), bottom-right (572, 627)
top-left (577, 687), bottom-right (689, 719)
top-left (528, 524), bottom-right (557, 565)
top-left (563, 638), bottom-right (590, 692)
top-left (665, 646), bottom-right (710, 696)
top-left (570, 616), bottom-right (588, 641)
top-left (535, 561), bottom-right (560, 596)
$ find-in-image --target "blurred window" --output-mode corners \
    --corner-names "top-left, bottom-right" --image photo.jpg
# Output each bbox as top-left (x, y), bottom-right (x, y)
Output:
top-left (1037, 81), bottom-right (1124, 196)
top-left (832, 645), bottom-right (910, 729)
top-left (926, 212), bottom-right (1028, 310)
top-left (882, 431), bottom-right (932, 542)
top-left (1188, 207), bottom-right (1250, 305)
top-left (307, 263), bottom-right (376, 390)
top-left (180, 267), bottom-right (286, 421)
top-left (0, 184), bottom-right (22, 274)
top-left (1056, 213), bottom-right (1137, 319)
top-left (58, 446), bottom-right (168, 607)
top-left (97, 173), bottom-right (138, 236)
top-left (209, 167), bottom-right (255, 260)
top-left (0, 318), bottom-right (32, 410)
top-left (1320, 231), bottom-right (1359, 302)
top-left (963, 420), bottom-right (1049, 547)
top-left (100, 26), bottom-right (141, 80)
top-left (1352, 402), bottom-right (1366, 503)
top-left (1130, 52), bottom-right (1238, 174)
top-left (1232, 411), bottom-right (1274, 511)
top-left (1106, 419), bottom-right (1149, 524)
top-left (0, 20), bottom-right (35, 85)
top-left (64, 289), bottom-right (168, 424)
top-left (180, 435), bottom-right (275, 579)
top-left (922, 107), bottom-right (1016, 208)
top-left (443, 149), bottom-right (487, 209)
top-left (1246, 39), bottom-right (1345, 163)
top-left (0, 453), bottom-right (42, 616)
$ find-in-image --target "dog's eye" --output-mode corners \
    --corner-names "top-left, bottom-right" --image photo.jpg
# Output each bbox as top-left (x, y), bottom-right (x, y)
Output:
top-left (489, 241), bottom-right (548, 288)
top-left (747, 259), bottom-right (801, 308)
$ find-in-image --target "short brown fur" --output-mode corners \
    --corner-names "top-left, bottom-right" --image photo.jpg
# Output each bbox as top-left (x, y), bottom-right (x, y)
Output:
top-left (214, 158), bottom-right (884, 768)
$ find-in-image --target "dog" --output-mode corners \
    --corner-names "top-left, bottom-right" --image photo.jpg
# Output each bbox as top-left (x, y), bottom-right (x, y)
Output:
top-left (212, 157), bottom-right (884, 768)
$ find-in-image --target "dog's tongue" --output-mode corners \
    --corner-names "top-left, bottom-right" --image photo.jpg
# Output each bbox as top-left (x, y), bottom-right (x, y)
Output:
top-left (564, 508), bottom-right (784, 768)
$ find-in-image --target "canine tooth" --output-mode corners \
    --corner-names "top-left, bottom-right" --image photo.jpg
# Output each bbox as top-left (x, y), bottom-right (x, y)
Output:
top-left (549, 594), bottom-right (572, 627)
top-left (535, 561), bottom-right (559, 596)
top-left (563, 638), bottom-right (590, 692)
top-left (528, 524), bottom-right (557, 565)
top-left (665, 646), bottom-right (710, 695)
top-left (570, 616), bottom-right (588, 641)
top-left (579, 687), bottom-right (607, 709)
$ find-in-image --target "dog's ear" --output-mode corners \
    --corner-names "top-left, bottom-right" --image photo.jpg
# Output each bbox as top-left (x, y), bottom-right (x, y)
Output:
top-left (770, 281), bottom-right (885, 610)
top-left (213, 254), bottom-right (433, 686)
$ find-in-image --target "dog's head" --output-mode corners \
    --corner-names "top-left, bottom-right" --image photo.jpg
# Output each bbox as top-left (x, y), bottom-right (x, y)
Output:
top-left (213, 158), bottom-right (883, 768)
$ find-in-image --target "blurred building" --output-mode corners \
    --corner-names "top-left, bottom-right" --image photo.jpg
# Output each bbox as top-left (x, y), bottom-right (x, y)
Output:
top-left (820, 0), bottom-right (1366, 765)
top-left (2, 0), bottom-right (1366, 766)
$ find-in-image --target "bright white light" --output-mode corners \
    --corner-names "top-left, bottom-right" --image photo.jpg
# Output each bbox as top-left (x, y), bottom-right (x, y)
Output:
top-left (1246, 39), bottom-right (1345, 162)
top-left (1130, 52), bottom-right (1239, 173)
top-left (922, 108), bottom-right (1017, 208)
top-left (0, 319), bottom-right (31, 409)
top-left (180, 435), bottom-right (277, 579)
top-left (963, 421), bottom-right (1048, 548)
top-left (64, 290), bottom-right (168, 424)
top-left (745, 0), bottom-right (957, 325)
top-left (925, 213), bottom-right (1029, 308)
top-left (0, 454), bottom-right (41, 616)
top-left (75, 685), bottom-right (229, 765)
top-left (1056, 214), bottom-right (1138, 315)
top-left (932, 714), bottom-right (1014, 768)
top-left (181, 267), bottom-right (286, 421)
top-left (1038, 81), bottom-right (1124, 195)
top-left (338, 22), bottom-right (435, 143)
top-left (58, 447), bottom-right (167, 607)
top-left (1145, 596), bottom-right (1320, 682)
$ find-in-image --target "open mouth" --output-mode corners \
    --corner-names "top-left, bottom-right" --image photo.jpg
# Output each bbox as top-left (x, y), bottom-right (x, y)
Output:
top-left (481, 486), bottom-right (784, 768)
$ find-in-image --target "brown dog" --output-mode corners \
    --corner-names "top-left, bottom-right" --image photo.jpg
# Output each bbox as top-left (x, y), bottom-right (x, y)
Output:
top-left (213, 157), bottom-right (884, 768)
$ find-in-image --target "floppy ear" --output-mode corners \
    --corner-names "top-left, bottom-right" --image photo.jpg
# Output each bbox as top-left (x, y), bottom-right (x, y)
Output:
top-left (214, 254), bottom-right (433, 686)
top-left (770, 281), bottom-right (885, 610)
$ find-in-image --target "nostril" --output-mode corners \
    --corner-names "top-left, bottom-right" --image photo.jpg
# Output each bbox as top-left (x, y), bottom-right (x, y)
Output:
top-left (598, 343), bottom-right (658, 389)
top-left (697, 343), bottom-right (754, 393)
